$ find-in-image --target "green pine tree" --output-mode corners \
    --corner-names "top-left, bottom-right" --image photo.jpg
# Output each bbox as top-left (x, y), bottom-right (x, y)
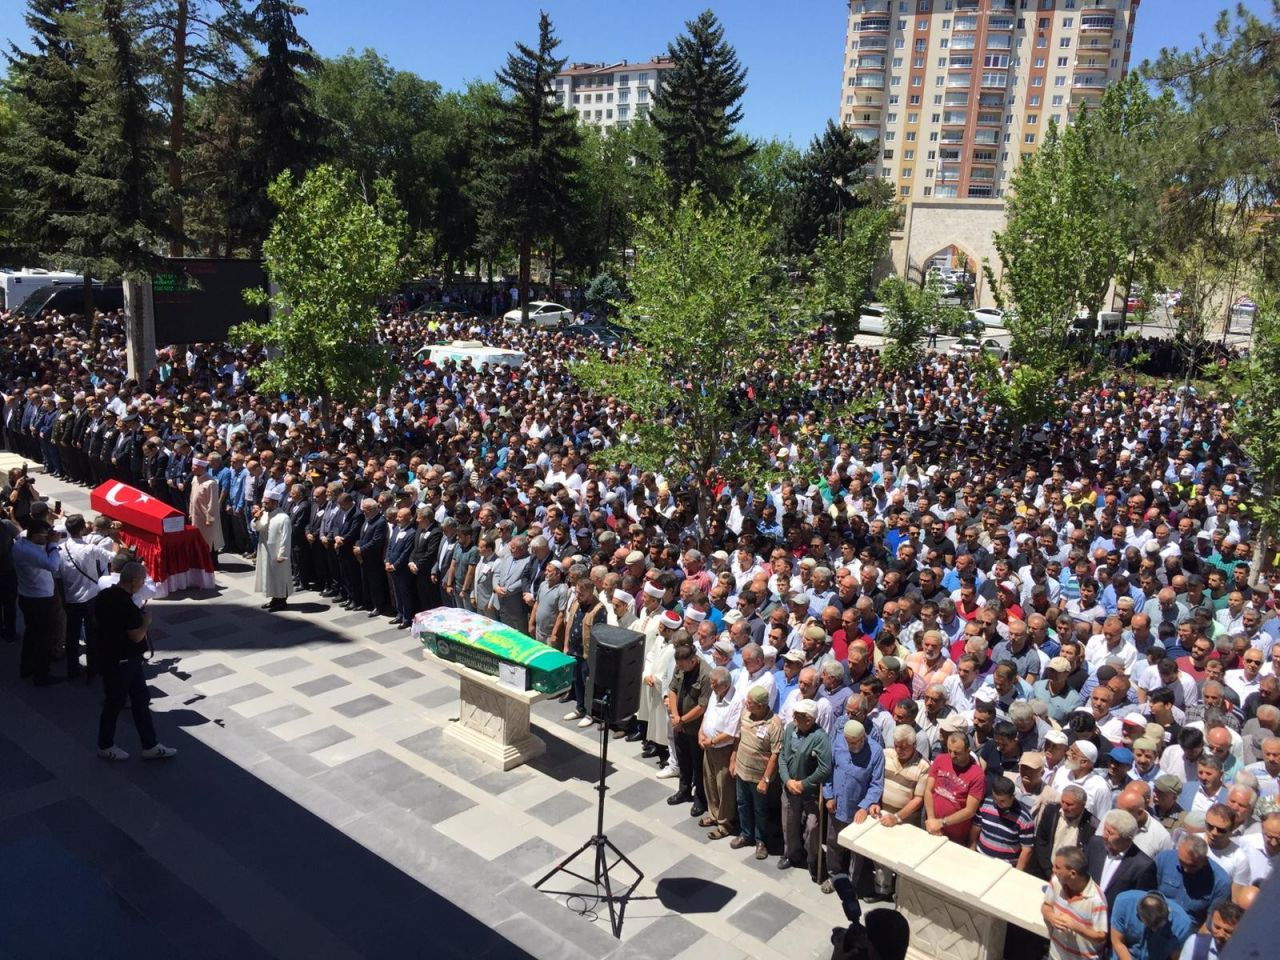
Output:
top-left (477, 11), bottom-right (581, 322)
top-left (2, 0), bottom-right (86, 265)
top-left (651, 9), bottom-right (752, 202)
top-left (783, 120), bottom-right (881, 257)
top-left (57, 0), bottom-right (167, 279)
top-left (232, 0), bottom-right (324, 248)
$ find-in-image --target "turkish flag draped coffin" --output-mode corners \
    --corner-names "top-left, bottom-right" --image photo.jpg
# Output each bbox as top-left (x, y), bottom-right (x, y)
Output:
top-left (88, 480), bottom-right (214, 598)
top-left (89, 481), bottom-right (185, 535)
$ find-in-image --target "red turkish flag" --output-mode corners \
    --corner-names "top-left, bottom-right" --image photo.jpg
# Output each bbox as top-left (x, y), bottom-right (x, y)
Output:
top-left (89, 481), bottom-right (185, 536)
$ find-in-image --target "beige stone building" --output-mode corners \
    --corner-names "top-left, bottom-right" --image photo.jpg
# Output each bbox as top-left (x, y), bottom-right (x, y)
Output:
top-left (554, 57), bottom-right (676, 131)
top-left (840, 0), bottom-right (1140, 299)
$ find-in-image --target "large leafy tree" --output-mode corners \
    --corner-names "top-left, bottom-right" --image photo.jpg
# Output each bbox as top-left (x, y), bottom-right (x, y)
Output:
top-left (651, 8), bottom-right (751, 202)
top-left (782, 120), bottom-right (880, 256)
top-left (308, 50), bottom-right (441, 230)
top-left (571, 190), bottom-right (821, 528)
top-left (231, 164), bottom-right (408, 424)
top-left (477, 12), bottom-right (580, 322)
top-left (877, 276), bottom-right (967, 372)
top-left (811, 206), bottom-right (895, 342)
top-left (232, 0), bottom-right (323, 249)
top-left (2, 0), bottom-right (86, 267)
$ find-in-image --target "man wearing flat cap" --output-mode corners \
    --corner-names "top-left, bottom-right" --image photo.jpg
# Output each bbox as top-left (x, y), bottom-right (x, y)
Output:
top-left (778, 697), bottom-right (833, 875)
top-left (254, 483), bottom-right (292, 611)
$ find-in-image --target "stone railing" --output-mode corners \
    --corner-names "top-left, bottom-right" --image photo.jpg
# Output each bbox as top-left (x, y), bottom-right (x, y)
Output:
top-left (838, 820), bottom-right (1048, 960)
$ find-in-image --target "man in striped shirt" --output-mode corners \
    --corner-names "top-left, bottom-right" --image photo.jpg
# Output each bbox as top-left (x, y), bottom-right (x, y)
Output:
top-left (971, 776), bottom-right (1034, 871)
top-left (1042, 846), bottom-right (1109, 960)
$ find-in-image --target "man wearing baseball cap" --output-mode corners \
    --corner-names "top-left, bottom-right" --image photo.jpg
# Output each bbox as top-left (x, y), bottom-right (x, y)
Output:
top-left (1032, 657), bottom-right (1084, 723)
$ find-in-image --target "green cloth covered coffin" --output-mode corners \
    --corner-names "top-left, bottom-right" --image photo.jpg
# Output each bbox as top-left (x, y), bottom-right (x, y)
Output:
top-left (412, 607), bottom-right (574, 694)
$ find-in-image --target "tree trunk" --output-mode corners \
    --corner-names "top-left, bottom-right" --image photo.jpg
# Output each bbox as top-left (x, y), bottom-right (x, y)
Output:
top-left (83, 274), bottom-right (97, 342)
top-left (167, 0), bottom-right (188, 257)
top-left (548, 239), bottom-right (557, 304)
top-left (519, 233), bottom-right (531, 324)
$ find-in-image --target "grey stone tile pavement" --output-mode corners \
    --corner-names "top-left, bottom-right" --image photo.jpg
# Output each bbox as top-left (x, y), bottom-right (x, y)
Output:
top-left (0, 465), bottom-right (861, 959)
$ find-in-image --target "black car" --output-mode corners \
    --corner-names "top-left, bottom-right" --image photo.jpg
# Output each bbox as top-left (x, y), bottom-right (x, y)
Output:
top-left (12, 282), bottom-right (124, 319)
top-left (561, 322), bottom-right (624, 345)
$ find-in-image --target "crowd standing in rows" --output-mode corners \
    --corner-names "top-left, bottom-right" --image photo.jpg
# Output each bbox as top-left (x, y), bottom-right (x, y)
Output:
top-left (2, 301), bottom-right (1276, 954)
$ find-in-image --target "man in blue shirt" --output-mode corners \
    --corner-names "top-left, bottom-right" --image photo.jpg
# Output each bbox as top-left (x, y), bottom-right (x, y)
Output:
top-left (1111, 890), bottom-right (1193, 960)
top-left (822, 719), bottom-right (884, 894)
top-left (1153, 838), bottom-right (1231, 929)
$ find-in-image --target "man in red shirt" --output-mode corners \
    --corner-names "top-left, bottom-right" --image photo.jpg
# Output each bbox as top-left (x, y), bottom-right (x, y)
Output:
top-left (925, 731), bottom-right (985, 844)
top-left (877, 657), bottom-right (912, 712)
top-left (1176, 635), bottom-right (1217, 684)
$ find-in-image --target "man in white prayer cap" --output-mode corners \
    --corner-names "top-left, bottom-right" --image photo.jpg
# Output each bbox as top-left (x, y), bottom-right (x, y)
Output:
top-left (254, 482), bottom-right (292, 610)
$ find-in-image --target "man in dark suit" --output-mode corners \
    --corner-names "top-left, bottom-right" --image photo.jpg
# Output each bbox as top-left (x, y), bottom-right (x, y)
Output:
top-left (385, 507), bottom-right (417, 628)
top-left (409, 506), bottom-right (442, 611)
top-left (1085, 808), bottom-right (1157, 914)
top-left (288, 484), bottom-right (313, 590)
top-left (335, 493), bottom-right (364, 610)
top-left (305, 485), bottom-right (330, 594)
top-left (1031, 784), bottom-right (1097, 879)
top-left (354, 498), bottom-right (390, 617)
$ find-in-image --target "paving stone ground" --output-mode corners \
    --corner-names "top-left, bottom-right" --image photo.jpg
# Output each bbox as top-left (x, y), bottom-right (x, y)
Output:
top-left (0, 457), bottom-right (854, 960)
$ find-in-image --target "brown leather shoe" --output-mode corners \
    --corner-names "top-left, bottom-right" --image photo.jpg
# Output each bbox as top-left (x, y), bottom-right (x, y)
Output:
top-left (729, 836), bottom-right (750, 850)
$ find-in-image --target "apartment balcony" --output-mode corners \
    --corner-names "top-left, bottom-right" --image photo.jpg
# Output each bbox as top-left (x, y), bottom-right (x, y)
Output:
top-left (855, 18), bottom-right (891, 34)
top-left (1080, 16), bottom-right (1116, 34)
top-left (955, 0), bottom-right (979, 9)
top-left (989, 0), bottom-right (1017, 11)
top-left (946, 73), bottom-right (973, 88)
top-left (986, 35), bottom-right (1013, 51)
top-left (939, 133), bottom-right (965, 146)
top-left (858, 0), bottom-right (890, 13)
top-left (848, 124), bottom-right (880, 143)
top-left (987, 16), bottom-right (1015, 32)
top-left (857, 56), bottom-right (887, 71)
top-left (853, 77), bottom-right (886, 92)
top-left (944, 94), bottom-right (970, 108)
top-left (855, 36), bottom-right (889, 51)
top-left (953, 17), bottom-right (978, 32)
top-left (972, 132), bottom-right (1000, 145)
top-left (980, 74), bottom-right (1010, 90)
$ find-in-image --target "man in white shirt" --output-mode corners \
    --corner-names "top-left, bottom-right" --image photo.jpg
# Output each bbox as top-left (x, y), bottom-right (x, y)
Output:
top-left (699, 666), bottom-right (743, 838)
top-left (1084, 617), bottom-right (1137, 673)
top-left (734, 642), bottom-right (776, 705)
top-left (1049, 740), bottom-right (1113, 821)
top-left (59, 514), bottom-right (116, 680)
top-left (1241, 807), bottom-right (1278, 885)
top-left (1224, 649), bottom-right (1265, 704)
top-left (1203, 802), bottom-right (1252, 898)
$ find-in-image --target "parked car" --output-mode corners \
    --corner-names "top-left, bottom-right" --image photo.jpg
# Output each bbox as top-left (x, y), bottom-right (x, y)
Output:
top-left (561, 322), bottom-right (624, 345)
top-left (502, 301), bottom-right (574, 327)
top-left (857, 303), bottom-right (887, 335)
top-left (948, 336), bottom-right (1004, 357)
top-left (1126, 294), bottom-right (1146, 312)
top-left (970, 306), bottom-right (1006, 328)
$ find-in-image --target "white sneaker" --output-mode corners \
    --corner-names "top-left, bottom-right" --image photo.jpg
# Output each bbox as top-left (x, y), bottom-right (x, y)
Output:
top-left (563, 709), bottom-right (584, 721)
top-left (98, 745), bottom-right (129, 761)
top-left (657, 766), bottom-right (679, 779)
top-left (141, 743), bottom-right (177, 760)
top-left (576, 716), bottom-right (595, 728)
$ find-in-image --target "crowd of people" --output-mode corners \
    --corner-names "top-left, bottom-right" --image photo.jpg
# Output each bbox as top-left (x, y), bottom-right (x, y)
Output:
top-left (2, 299), bottom-right (1277, 956)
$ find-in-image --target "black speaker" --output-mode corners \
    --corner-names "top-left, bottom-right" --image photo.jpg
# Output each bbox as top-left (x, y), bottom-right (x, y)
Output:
top-left (587, 624), bottom-right (645, 724)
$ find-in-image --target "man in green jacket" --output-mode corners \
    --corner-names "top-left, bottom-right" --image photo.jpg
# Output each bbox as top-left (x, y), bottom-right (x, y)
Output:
top-left (778, 698), bottom-right (833, 874)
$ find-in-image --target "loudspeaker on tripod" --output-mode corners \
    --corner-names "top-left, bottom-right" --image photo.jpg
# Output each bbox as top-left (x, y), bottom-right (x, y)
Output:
top-left (586, 624), bottom-right (644, 724)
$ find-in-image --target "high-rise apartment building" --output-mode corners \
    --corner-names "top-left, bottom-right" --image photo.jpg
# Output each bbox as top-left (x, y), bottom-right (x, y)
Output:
top-left (839, 0), bottom-right (1139, 297)
top-left (554, 57), bottom-right (676, 131)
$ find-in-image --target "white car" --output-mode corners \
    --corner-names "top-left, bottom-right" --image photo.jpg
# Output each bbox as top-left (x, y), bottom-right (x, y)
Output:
top-left (949, 336), bottom-right (1004, 357)
top-left (970, 307), bottom-right (1006, 328)
top-left (858, 303), bottom-right (887, 335)
top-left (502, 301), bottom-right (574, 327)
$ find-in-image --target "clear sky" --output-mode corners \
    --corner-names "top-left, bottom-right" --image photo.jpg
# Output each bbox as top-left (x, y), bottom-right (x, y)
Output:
top-left (1, 0), bottom-right (1274, 144)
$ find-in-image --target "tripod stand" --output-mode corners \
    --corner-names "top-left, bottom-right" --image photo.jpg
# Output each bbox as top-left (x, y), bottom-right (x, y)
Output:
top-left (533, 713), bottom-right (643, 938)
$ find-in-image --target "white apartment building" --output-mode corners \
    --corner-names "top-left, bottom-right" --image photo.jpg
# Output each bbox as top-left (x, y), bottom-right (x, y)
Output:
top-left (554, 57), bottom-right (676, 130)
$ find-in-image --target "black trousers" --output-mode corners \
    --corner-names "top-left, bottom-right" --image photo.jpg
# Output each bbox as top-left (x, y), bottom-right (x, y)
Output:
top-left (18, 595), bottom-right (57, 680)
top-left (392, 569), bottom-right (416, 624)
top-left (340, 549), bottom-right (364, 607)
top-left (324, 545), bottom-right (343, 596)
top-left (0, 568), bottom-right (18, 642)
top-left (361, 556), bottom-right (389, 612)
top-left (98, 657), bottom-right (157, 751)
top-left (64, 600), bottom-right (98, 676)
top-left (309, 539), bottom-right (329, 590)
top-left (673, 727), bottom-right (706, 803)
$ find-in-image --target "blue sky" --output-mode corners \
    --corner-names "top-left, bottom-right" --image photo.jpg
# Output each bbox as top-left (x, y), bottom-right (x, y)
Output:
top-left (1, 1), bottom-right (1274, 144)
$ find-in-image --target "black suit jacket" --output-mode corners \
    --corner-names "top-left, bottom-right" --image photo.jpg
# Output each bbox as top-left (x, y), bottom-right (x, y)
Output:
top-left (1031, 804), bottom-right (1097, 879)
top-left (1085, 835), bottom-right (1157, 913)
top-left (387, 525), bottom-right (415, 573)
top-left (356, 513), bottom-right (388, 563)
top-left (289, 498), bottom-right (312, 541)
top-left (410, 524), bottom-right (441, 567)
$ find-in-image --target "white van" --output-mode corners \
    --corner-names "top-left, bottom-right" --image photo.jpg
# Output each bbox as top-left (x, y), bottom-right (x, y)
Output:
top-left (420, 340), bottom-right (526, 369)
top-left (858, 303), bottom-right (887, 335)
top-left (1073, 310), bottom-right (1125, 336)
top-left (0, 268), bottom-right (83, 310)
